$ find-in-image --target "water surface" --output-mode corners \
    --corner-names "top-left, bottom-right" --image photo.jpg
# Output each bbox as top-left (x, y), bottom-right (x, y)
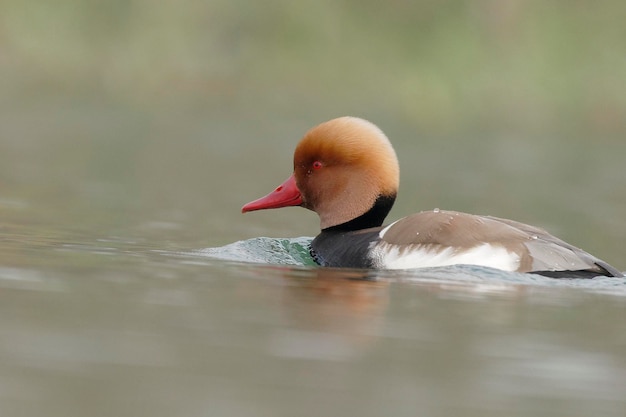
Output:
top-left (2, 212), bottom-right (626, 417)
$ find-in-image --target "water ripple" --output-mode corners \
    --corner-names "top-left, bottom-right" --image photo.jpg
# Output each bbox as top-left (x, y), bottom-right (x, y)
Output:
top-left (196, 237), bottom-right (626, 296)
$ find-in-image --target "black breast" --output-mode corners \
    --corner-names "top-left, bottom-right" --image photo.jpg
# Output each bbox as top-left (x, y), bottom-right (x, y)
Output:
top-left (310, 228), bottom-right (381, 268)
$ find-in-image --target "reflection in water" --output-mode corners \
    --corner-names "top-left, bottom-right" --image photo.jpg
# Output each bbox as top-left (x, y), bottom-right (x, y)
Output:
top-left (274, 267), bottom-right (390, 358)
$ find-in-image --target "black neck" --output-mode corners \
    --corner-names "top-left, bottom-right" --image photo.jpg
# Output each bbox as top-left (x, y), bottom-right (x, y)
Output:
top-left (323, 194), bottom-right (396, 232)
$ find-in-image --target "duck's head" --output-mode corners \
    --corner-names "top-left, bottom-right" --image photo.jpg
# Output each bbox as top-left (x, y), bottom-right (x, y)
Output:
top-left (242, 117), bottom-right (400, 230)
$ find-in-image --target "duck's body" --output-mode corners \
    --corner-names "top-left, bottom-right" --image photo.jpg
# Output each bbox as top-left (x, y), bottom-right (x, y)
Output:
top-left (311, 210), bottom-right (621, 278)
top-left (242, 117), bottom-right (622, 278)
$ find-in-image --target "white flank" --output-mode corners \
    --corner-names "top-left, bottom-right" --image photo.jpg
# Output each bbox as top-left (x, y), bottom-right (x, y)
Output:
top-left (369, 242), bottom-right (520, 271)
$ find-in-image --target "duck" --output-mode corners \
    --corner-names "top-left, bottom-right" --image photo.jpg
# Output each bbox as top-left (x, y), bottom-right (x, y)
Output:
top-left (242, 117), bottom-right (623, 278)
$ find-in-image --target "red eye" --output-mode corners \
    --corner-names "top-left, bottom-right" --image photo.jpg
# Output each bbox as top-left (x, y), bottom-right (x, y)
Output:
top-left (312, 161), bottom-right (323, 170)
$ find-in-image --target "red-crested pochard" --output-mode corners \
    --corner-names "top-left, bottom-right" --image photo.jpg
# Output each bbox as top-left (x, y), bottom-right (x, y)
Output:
top-left (242, 117), bottom-right (622, 278)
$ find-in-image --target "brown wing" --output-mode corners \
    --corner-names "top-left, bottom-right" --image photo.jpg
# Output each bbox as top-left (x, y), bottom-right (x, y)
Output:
top-left (380, 210), bottom-right (621, 276)
top-left (484, 215), bottom-right (622, 276)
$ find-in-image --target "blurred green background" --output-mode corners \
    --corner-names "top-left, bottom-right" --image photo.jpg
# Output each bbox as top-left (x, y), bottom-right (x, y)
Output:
top-left (3, 0), bottom-right (625, 132)
top-left (1, 0), bottom-right (625, 265)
